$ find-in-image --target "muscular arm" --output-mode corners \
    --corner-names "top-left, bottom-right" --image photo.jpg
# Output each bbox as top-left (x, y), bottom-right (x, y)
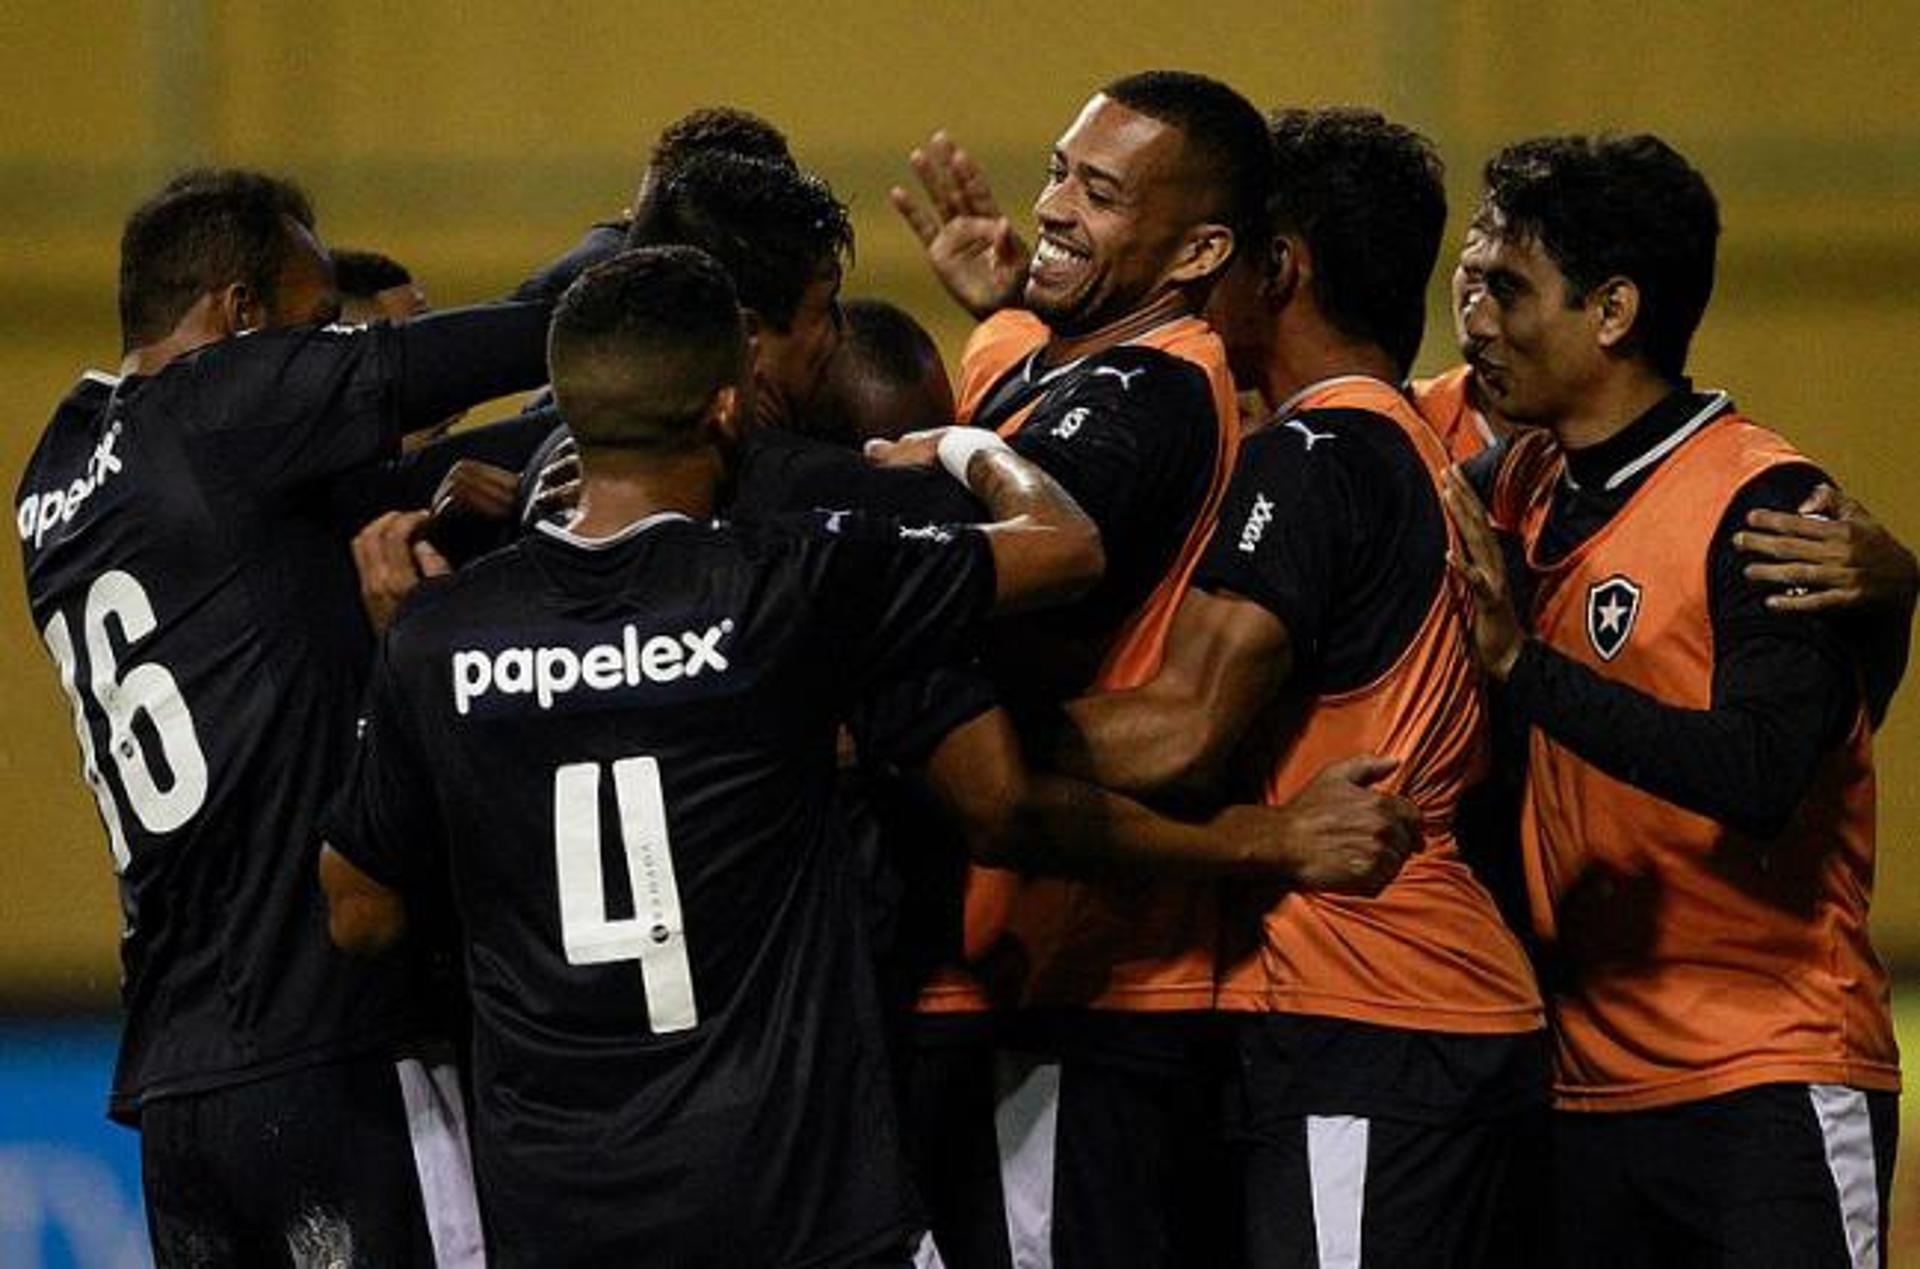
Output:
top-left (1047, 586), bottom-right (1292, 800)
top-left (925, 707), bottom-right (1414, 891)
top-left (962, 442), bottom-right (1106, 613)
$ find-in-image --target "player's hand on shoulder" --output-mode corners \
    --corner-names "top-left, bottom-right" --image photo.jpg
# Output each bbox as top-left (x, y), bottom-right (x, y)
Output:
top-left (890, 131), bottom-right (1028, 320)
top-left (1222, 755), bottom-right (1420, 895)
top-left (863, 427), bottom-right (945, 470)
top-left (1441, 465), bottom-right (1525, 681)
top-left (1736, 483), bottom-right (1920, 613)
top-left (351, 509), bottom-right (451, 634)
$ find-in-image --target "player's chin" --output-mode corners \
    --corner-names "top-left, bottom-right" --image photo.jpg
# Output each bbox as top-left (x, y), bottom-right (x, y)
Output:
top-left (1024, 278), bottom-right (1094, 333)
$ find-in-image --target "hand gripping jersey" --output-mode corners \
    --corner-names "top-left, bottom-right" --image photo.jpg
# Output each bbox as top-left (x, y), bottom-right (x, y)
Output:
top-left (15, 341), bottom-right (423, 1121)
top-left (918, 309), bottom-right (1240, 1013)
top-left (1210, 378), bottom-right (1541, 1035)
top-left (1489, 419), bottom-right (1899, 1111)
top-left (329, 512), bottom-right (995, 1267)
top-left (1411, 363), bottom-right (1498, 465)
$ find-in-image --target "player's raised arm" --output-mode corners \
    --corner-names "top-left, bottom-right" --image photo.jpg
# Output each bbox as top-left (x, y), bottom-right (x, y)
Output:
top-left (868, 426), bottom-right (1104, 613)
top-left (890, 130), bottom-right (1029, 319)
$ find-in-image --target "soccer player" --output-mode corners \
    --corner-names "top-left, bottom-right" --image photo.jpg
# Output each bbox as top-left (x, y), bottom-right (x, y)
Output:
top-left (334, 247), bottom-right (429, 324)
top-left (885, 69), bottom-right (1273, 1269)
top-left (1045, 107), bottom-right (1545, 1268)
top-left (14, 168), bottom-right (567, 1267)
top-left (318, 245), bottom-right (1395, 1268)
top-left (1441, 134), bottom-right (1901, 1269)
top-left (810, 297), bottom-right (958, 447)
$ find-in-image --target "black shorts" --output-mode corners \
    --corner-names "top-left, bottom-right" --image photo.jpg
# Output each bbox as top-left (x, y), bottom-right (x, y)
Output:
top-left (1552, 1082), bottom-right (1899, 1269)
top-left (906, 1011), bottom-right (1232, 1269)
top-left (139, 1054), bottom-right (480, 1268)
top-left (1226, 1013), bottom-right (1550, 1269)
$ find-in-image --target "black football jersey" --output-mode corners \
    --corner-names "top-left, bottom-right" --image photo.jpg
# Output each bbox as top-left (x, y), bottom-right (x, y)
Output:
top-left (327, 511), bottom-right (993, 1267)
top-left (14, 329), bottom-right (433, 1120)
top-left (973, 343), bottom-right (1221, 699)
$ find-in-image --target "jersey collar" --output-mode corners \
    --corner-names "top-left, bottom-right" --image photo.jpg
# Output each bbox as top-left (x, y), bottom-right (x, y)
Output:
top-left (534, 510), bottom-right (694, 551)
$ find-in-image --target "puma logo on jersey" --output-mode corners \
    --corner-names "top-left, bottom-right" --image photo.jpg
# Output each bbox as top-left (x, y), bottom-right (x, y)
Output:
top-left (1052, 407), bottom-right (1089, 440)
top-left (17, 420), bottom-right (125, 549)
top-left (452, 620), bottom-right (734, 715)
top-left (1284, 418), bottom-right (1337, 451)
top-left (1091, 365), bottom-right (1145, 391)
top-left (1237, 493), bottom-right (1276, 554)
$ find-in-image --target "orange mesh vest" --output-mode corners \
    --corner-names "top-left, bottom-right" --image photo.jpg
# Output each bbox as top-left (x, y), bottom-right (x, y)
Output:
top-left (1214, 378), bottom-right (1541, 1035)
top-left (917, 309), bottom-right (1240, 1013)
top-left (1491, 419), bottom-right (1899, 1111)
top-left (1411, 364), bottom-right (1498, 465)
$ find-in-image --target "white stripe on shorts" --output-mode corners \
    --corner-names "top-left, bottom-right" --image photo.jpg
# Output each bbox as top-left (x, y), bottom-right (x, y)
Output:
top-left (395, 1058), bottom-right (486, 1268)
top-left (1306, 1114), bottom-right (1370, 1269)
top-left (995, 1053), bottom-right (1062, 1269)
top-left (1809, 1084), bottom-right (1880, 1269)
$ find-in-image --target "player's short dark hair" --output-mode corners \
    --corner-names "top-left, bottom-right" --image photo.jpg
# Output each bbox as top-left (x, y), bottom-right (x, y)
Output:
top-left (1101, 70), bottom-right (1276, 252)
top-left (331, 248), bottom-right (413, 300)
top-left (650, 107), bottom-right (794, 179)
top-left (548, 246), bottom-right (748, 451)
top-left (1263, 108), bottom-right (1446, 377)
top-left (1477, 134), bottom-right (1719, 379)
top-left (840, 299), bottom-right (941, 391)
top-left (626, 152), bottom-right (853, 330)
top-left (118, 168), bottom-right (316, 350)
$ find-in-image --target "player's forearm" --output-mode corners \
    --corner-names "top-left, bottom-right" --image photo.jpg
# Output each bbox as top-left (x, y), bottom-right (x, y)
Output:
top-left (983, 771), bottom-right (1275, 879)
top-left (961, 442), bottom-right (1105, 613)
top-left (1045, 687), bottom-right (1222, 803)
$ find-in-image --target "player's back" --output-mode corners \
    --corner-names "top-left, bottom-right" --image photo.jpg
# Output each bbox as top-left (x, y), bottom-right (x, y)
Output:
top-left (363, 512), bottom-right (992, 1267)
top-left (15, 340), bottom-right (418, 1121)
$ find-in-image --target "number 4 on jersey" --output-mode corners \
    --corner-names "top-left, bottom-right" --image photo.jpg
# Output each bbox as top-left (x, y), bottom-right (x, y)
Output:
top-left (553, 756), bottom-right (698, 1033)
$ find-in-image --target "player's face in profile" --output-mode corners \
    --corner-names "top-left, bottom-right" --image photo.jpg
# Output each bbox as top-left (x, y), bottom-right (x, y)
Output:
top-left (267, 221), bottom-right (343, 329)
top-left (1456, 219), bottom-right (1596, 427)
top-left (752, 267), bottom-right (845, 428)
top-left (1025, 95), bottom-right (1199, 336)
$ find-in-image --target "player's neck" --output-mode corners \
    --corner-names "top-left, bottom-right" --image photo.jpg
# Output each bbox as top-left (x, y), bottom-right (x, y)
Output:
top-left (1041, 289), bottom-right (1190, 366)
top-left (121, 300), bottom-right (234, 377)
top-left (1552, 363), bottom-right (1675, 452)
top-left (1259, 320), bottom-right (1398, 412)
top-left (571, 447), bottom-right (720, 537)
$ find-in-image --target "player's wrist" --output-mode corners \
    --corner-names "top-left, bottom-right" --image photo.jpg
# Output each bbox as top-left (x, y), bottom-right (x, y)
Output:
top-left (937, 428), bottom-right (1011, 487)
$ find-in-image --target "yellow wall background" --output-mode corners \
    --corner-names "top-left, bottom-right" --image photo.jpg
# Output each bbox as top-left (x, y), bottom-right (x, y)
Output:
top-left (2, 1), bottom-right (1917, 999)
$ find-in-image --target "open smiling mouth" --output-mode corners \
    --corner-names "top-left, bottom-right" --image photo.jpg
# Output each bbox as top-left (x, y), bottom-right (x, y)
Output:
top-left (1030, 236), bottom-right (1090, 282)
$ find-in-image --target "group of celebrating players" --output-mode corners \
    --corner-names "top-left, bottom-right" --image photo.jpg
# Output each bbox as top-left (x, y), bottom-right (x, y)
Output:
top-left (16, 67), bottom-right (1918, 1269)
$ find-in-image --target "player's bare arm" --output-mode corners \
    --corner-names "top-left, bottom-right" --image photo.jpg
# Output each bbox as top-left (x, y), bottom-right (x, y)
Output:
top-left (890, 130), bottom-right (1029, 319)
top-left (318, 844), bottom-right (407, 953)
top-left (867, 426), bottom-right (1105, 612)
top-left (1049, 586), bottom-right (1291, 799)
top-left (1734, 483), bottom-right (1920, 614)
top-left (924, 707), bottom-right (1416, 894)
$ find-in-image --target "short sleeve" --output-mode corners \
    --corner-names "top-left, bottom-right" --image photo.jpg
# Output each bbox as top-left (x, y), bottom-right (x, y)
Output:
top-left (1193, 422), bottom-right (1353, 660)
top-left (322, 640), bottom-right (445, 890)
top-left (1005, 350), bottom-right (1215, 544)
top-left (180, 324), bottom-right (401, 492)
top-left (799, 513), bottom-right (997, 697)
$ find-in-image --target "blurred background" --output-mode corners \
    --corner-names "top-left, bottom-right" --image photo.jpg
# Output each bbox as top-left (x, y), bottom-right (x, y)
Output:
top-left (1, 2), bottom-right (1915, 1263)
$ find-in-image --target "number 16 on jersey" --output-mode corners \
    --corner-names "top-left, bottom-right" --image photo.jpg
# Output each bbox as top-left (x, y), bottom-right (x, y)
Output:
top-left (553, 756), bottom-right (698, 1033)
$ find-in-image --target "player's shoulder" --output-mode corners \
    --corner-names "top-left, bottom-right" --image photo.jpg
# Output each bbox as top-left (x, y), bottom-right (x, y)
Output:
top-left (1266, 405), bottom-right (1419, 474)
top-left (1058, 341), bottom-right (1214, 418)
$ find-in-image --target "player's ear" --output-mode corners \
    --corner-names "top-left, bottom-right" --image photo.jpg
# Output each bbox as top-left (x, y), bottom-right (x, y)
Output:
top-left (212, 282), bottom-right (257, 336)
top-left (1592, 277), bottom-right (1640, 352)
top-left (705, 384), bottom-right (748, 450)
top-left (1264, 233), bottom-right (1305, 312)
top-left (1167, 222), bottom-right (1235, 288)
